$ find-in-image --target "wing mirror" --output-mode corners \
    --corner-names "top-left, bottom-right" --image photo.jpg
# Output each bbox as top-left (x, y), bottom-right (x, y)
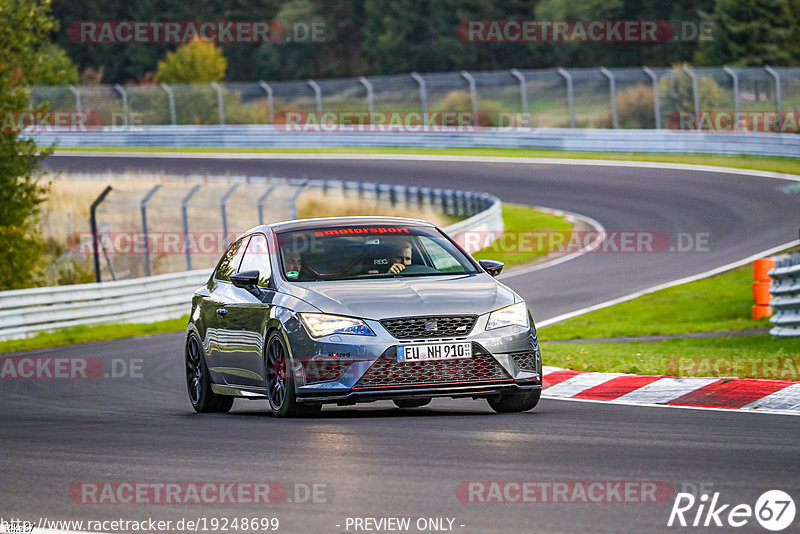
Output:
top-left (478, 259), bottom-right (504, 277)
top-left (230, 270), bottom-right (260, 288)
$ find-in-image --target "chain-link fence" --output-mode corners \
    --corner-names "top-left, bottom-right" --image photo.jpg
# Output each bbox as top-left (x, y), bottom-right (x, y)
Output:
top-left (80, 176), bottom-right (493, 282)
top-left (30, 66), bottom-right (800, 131)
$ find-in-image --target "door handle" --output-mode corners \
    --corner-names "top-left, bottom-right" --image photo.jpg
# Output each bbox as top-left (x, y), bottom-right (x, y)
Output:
top-left (216, 308), bottom-right (228, 317)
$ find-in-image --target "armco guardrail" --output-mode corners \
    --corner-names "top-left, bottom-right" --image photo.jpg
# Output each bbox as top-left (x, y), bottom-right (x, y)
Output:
top-left (0, 192), bottom-right (502, 341)
top-left (33, 126), bottom-right (800, 158)
top-left (769, 254), bottom-right (800, 337)
top-left (0, 269), bottom-right (211, 341)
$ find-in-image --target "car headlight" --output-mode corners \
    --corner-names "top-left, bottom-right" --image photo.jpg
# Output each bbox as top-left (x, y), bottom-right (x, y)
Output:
top-left (486, 302), bottom-right (529, 330)
top-left (299, 313), bottom-right (375, 338)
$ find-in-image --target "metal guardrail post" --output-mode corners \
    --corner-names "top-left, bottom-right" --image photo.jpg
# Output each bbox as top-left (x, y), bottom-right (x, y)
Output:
top-left (460, 71), bottom-right (479, 124)
top-left (258, 81), bottom-right (275, 124)
top-left (113, 84), bottom-right (129, 122)
top-left (599, 67), bottom-right (619, 129)
top-left (410, 72), bottom-right (428, 124)
top-left (68, 85), bottom-right (82, 112)
top-left (510, 69), bottom-right (529, 118)
top-left (764, 66), bottom-right (783, 131)
top-left (723, 66), bottom-right (740, 115)
top-left (764, 67), bottom-right (783, 115)
top-left (181, 185), bottom-right (201, 271)
top-left (140, 185), bottom-right (162, 278)
top-left (682, 66), bottom-right (701, 131)
top-left (359, 77), bottom-right (374, 115)
top-left (642, 67), bottom-right (661, 129)
top-left (90, 186), bottom-right (113, 283)
top-left (556, 68), bottom-right (575, 128)
top-left (307, 79), bottom-right (323, 115)
top-left (220, 184), bottom-right (240, 247)
top-left (768, 252), bottom-right (800, 337)
top-left (210, 82), bottom-right (225, 125)
top-left (160, 83), bottom-right (176, 125)
top-left (289, 181), bottom-right (308, 220)
top-left (257, 185), bottom-right (277, 225)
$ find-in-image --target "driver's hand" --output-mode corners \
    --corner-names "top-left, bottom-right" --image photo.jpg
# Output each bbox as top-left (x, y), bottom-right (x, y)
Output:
top-left (389, 263), bottom-right (406, 273)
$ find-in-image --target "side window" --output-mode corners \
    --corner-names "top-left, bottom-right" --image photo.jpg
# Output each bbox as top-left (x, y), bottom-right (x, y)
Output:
top-left (237, 234), bottom-right (272, 287)
top-left (420, 237), bottom-right (464, 272)
top-left (215, 237), bottom-right (249, 282)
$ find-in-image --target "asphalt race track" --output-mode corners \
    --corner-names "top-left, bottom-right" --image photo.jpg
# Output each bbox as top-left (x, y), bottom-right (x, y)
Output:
top-left (1, 154), bottom-right (799, 533)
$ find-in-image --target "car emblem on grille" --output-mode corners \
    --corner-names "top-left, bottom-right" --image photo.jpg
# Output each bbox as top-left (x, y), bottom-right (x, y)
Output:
top-left (424, 320), bottom-right (438, 332)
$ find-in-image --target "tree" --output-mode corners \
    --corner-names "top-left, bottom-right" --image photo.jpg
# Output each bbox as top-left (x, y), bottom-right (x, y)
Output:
top-left (0, 0), bottom-right (67, 288)
top-left (696, 0), bottom-right (800, 66)
top-left (155, 37), bottom-right (226, 83)
top-left (32, 44), bottom-right (79, 86)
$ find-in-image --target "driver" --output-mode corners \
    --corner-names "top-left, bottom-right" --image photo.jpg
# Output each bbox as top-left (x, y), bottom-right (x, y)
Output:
top-left (283, 248), bottom-right (304, 279)
top-left (388, 240), bottom-right (413, 274)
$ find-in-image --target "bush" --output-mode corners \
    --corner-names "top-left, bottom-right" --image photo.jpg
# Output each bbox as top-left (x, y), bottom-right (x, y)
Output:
top-left (432, 90), bottom-right (514, 127)
top-left (616, 85), bottom-right (656, 129)
top-left (156, 38), bottom-right (226, 84)
top-left (660, 64), bottom-right (721, 119)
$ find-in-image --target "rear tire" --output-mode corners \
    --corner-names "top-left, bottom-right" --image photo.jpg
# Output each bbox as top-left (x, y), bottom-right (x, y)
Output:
top-left (393, 398), bottom-right (432, 408)
top-left (487, 388), bottom-right (540, 413)
top-left (265, 331), bottom-right (322, 418)
top-left (186, 333), bottom-right (234, 413)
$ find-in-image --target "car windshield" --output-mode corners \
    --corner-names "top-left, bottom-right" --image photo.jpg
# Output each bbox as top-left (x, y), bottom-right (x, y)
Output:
top-left (275, 224), bottom-right (478, 282)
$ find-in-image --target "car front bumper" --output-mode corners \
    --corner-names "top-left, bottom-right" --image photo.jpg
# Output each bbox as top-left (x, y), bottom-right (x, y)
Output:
top-left (286, 314), bottom-right (542, 405)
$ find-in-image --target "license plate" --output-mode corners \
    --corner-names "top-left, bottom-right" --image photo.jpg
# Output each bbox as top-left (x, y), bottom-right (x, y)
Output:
top-left (397, 342), bottom-right (472, 362)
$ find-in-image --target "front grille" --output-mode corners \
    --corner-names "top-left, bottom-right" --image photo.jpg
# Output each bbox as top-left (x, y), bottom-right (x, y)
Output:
top-left (354, 350), bottom-right (510, 388)
top-left (381, 315), bottom-right (477, 339)
top-left (302, 359), bottom-right (352, 384)
top-left (510, 351), bottom-right (539, 372)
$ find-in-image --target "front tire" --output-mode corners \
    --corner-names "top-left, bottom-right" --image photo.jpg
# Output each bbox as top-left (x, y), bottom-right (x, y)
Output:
top-left (186, 333), bottom-right (234, 413)
top-left (265, 331), bottom-right (321, 418)
top-left (487, 388), bottom-right (540, 413)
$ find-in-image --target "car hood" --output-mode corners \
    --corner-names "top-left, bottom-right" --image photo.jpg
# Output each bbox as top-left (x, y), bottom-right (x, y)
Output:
top-left (284, 274), bottom-right (517, 319)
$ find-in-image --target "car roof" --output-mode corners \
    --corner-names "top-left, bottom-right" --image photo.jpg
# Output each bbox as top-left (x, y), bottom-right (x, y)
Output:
top-left (247, 216), bottom-right (437, 234)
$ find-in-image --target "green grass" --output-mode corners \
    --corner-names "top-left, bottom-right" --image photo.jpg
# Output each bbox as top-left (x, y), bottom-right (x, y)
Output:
top-left (539, 265), bottom-right (770, 340)
top-left (472, 203), bottom-right (571, 268)
top-left (542, 336), bottom-right (800, 381)
top-left (537, 263), bottom-right (800, 380)
top-left (0, 316), bottom-right (189, 354)
top-left (56, 146), bottom-right (800, 175)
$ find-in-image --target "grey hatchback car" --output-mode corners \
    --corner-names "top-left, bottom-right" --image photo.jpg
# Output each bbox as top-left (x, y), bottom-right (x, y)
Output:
top-left (185, 216), bottom-right (542, 417)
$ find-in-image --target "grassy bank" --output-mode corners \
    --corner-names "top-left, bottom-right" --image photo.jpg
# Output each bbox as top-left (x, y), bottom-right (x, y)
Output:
top-left (0, 316), bottom-right (189, 354)
top-left (538, 264), bottom-right (800, 380)
top-left (472, 204), bottom-right (571, 268)
top-left (539, 265), bottom-right (769, 340)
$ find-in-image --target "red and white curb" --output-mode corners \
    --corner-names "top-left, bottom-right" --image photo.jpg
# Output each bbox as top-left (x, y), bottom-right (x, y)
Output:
top-left (542, 366), bottom-right (800, 415)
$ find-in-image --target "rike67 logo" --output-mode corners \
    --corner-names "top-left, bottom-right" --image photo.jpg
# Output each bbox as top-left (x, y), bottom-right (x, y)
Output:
top-left (668, 489), bottom-right (796, 531)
